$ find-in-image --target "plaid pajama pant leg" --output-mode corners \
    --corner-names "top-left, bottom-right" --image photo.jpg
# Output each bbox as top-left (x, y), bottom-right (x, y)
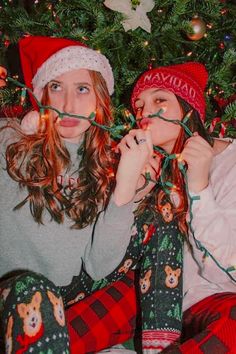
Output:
top-left (66, 270), bottom-right (137, 354)
top-left (164, 292), bottom-right (236, 354)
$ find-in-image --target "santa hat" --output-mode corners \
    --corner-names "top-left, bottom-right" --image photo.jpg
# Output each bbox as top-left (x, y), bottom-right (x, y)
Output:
top-left (131, 62), bottom-right (208, 121)
top-left (19, 35), bottom-right (114, 106)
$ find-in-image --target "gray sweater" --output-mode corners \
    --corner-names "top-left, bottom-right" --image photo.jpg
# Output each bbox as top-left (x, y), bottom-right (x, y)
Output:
top-left (0, 122), bottom-right (134, 286)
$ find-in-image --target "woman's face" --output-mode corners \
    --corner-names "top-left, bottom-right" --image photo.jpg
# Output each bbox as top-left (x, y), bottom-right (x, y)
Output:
top-left (134, 88), bottom-right (183, 153)
top-left (48, 68), bottom-right (96, 143)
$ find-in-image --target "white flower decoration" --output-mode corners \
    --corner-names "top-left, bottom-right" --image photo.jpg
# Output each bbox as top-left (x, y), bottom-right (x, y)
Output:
top-left (104, 0), bottom-right (155, 33)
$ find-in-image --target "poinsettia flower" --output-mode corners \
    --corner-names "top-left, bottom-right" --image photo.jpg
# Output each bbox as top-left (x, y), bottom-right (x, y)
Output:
top-left (104, 0), bottom-right (155, 33)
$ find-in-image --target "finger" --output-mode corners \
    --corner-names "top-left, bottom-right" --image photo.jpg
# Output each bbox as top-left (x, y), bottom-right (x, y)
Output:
top-left (120, 134), bottom-right (139, 149)
top-left (128, 128), bottom-right (142, 136)
top-left (125, 134), bottom-right (139, 149)
top-left (128, 129), bottom-right (148, 145)
top-left (143, 129), bottom-right (153, 154)
top-left (135, 129), bottom-right (153, 153)
top-left (128, 128), bottom-right (153, 155)
top-left (118, 143), bottom-right (130, 154)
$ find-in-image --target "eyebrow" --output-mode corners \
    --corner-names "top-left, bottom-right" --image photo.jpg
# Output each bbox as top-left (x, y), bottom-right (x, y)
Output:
top-left (49, 80), bottom-right (92, 86)
top-left (135, 88), bottom-right (170, 103)
top-left (74, 82), bottom-right (92, 87)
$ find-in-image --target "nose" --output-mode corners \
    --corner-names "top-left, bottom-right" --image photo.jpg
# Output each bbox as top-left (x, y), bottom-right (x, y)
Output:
top-left (141, 102), bottom-right (153, 118)
top-left (62, 90), bottom-right (75, 114)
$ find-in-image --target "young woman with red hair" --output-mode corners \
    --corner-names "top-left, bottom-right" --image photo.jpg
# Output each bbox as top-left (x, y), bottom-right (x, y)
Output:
top-left (0, 35), bottom-right (153, 354)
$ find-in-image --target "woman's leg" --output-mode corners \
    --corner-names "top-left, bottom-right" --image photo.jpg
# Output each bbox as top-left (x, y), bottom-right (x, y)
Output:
top-left (66, 270), bottom-right (137, 354)
top-left (138, 222), bottom-right (184, 354)
top-left (164, 292), bottom-right (236, 353)
top-left (57, 223), bottom-right (144, 354)
top-left (0, 272), bottom-right (69, 354)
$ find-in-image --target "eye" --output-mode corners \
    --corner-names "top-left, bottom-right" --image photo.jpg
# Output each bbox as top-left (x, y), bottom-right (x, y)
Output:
top-left (48, 82), bottom-right (61, 92)
top-left (134, 103), bottom-right (143, 113)
top-left (77, 85), bottom-right (89, 94)
top-left (155, 98), bottom-right (166, 104)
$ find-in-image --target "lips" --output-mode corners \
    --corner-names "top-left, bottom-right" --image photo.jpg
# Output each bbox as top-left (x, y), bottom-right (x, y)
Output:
top-left (138, 117), bottom-right (152, 129)
top-left (58, 118), bottom-right (80, 127)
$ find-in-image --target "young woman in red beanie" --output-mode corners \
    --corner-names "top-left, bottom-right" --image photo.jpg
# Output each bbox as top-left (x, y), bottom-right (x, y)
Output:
top-left (127, 62), bottom-right (236, 353)
top-left (0, 35), bottom-right (155, 354)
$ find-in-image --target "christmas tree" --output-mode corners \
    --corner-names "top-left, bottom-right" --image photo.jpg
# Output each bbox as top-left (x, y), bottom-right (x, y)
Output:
top-left (0, 0), bottom-right (235, 137)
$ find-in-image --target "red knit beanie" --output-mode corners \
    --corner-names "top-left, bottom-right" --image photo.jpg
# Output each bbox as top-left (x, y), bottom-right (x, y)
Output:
top-left (19, 35), bottom-right (114, 106)
top-left (131, 62), bottom-right (208, 121)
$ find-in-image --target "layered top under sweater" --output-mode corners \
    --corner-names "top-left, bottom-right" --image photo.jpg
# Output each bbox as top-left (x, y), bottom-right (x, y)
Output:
top-left (183, 139), bottom-right (236, 311)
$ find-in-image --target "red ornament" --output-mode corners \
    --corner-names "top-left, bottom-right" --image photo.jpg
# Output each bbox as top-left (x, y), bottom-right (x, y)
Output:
top-left (4, 39), bottom-right (10, 48)
top-left (220, 8), bottom-right (228, 15)
top-left (218, 42), bottom-right (225, 50)
top-left (0, 66), bottom-right (7, 87)
top-left (214, 95), bottom-right (228, 108)
top-left (215, 93), bottom-right (236, 108)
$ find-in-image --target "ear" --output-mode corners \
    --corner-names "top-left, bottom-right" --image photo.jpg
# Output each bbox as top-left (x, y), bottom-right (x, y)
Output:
top-left (47, 290), bottom-right (56, 304)
top-left (165, 265), bottom-right (171, 274)
top-left (143, 224), bottom-right (148, 232)
top-left (7, 316), bottom-right (13, 334)
top-left (146, 269), bottom-right (152, 278)
top-left (32, 291), bottom-right (42, 307)
top-left (17, 303), bottom-right (27, 318)
top-left (176, 268), bottom-right (181, 277)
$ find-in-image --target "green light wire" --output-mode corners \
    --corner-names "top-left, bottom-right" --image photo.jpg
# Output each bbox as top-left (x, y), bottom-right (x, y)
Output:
top-left (8, 77), bottom-right (236, 282)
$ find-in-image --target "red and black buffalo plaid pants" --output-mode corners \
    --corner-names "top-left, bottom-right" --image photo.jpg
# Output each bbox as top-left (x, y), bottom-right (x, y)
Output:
top-left (66, 270), bottom-right (136, 353)
top-left (164, 292), bottom-right (236, 354)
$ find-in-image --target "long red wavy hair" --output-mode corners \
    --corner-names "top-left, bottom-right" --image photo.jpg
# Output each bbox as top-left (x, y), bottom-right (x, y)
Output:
top-left (4, 71), bottom-right (116, 228)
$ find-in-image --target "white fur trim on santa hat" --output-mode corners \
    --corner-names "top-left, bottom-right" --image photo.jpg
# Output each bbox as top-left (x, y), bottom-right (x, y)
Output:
top-left (32, 46), bottom-right (114, 100)
top-left (21, 110), bottom-right (40, 135)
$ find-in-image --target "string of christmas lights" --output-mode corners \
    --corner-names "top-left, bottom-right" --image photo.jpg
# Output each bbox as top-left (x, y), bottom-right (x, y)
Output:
top-left (6, 75), bottom-right (236, 283)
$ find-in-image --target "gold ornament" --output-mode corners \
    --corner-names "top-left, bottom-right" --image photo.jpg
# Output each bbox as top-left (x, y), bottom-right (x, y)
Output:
top-left (186, 16), bottom-right (206, 41)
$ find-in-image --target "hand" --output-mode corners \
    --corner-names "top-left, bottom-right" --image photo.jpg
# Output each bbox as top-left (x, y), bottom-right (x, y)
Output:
top-left (113, 129), bottom-right (153, 205)
top-left (134, 154), bottom-right (162, 202)
top-left (181, 133), bottom-right (214, 193)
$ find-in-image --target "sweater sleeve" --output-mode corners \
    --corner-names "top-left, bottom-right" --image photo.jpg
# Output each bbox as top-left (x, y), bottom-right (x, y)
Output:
top-left (188, 157), bottom-right (236, 284)
top-left (83, 200), bottom-right (135, 280)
